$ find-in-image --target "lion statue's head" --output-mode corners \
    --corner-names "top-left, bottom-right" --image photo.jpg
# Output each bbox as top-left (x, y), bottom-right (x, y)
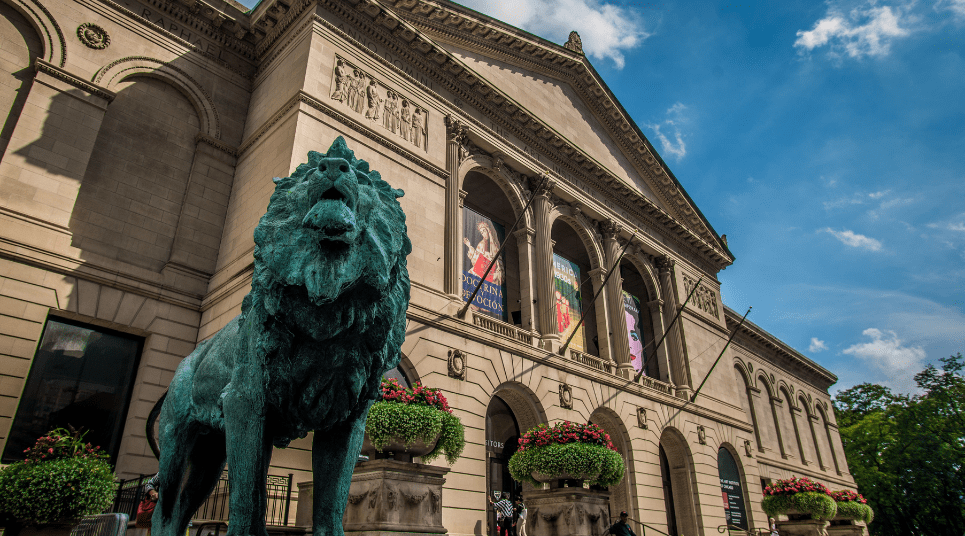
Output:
top-left (245, 137), bottom-right (412, 440)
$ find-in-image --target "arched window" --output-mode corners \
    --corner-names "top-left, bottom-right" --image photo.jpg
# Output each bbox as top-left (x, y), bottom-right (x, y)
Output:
top-left (551, 220), bottom-right (600, 356)
top-left (620, 262), bottom-right (658, 377)
top-left (462, 171), bottom-right (522, 325)
top-left (733, 367), bottom-right (761, 450)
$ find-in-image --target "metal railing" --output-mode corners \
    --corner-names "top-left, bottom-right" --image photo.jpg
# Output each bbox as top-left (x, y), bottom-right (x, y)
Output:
top-left (109, 472), bottom-right (295, 526)
top-left (717, 524), bottom-right (777, 536)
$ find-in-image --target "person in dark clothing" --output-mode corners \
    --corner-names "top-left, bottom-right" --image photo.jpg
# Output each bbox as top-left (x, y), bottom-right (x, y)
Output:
top-left (489, 493), bottom-right (515, 536)
top-left (607, 511), bottom-right (637, 536)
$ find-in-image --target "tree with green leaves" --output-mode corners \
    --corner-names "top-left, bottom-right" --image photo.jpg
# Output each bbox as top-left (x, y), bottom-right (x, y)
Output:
top-left (833, 353), bottom-right (965, 536)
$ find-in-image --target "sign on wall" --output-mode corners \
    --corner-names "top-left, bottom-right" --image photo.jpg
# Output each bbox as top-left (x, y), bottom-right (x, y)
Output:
top-left (718, 447), bottom-right (748, 530)
top-left (462, 208), bottom-right (507, 320)
top-left (553, 254), bottom-right (585, 352)
top-left (623, 291), bottom-right (646, 374)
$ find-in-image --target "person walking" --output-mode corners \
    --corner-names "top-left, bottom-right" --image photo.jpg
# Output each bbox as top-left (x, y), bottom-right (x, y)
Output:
top-left (514, 498), bottom-right (527, 536)
top-left (607, 511), bottom-right (637, 536)
top-left (489, 493), bottom-right (514, 536)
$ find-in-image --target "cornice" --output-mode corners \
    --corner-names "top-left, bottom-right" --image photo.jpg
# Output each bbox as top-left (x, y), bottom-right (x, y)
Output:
top-left (309, 0), bottom-right (731, 271)
top-left (195, 132), bottom-right (238, 157)
top-left (382, 0), bottom-right (732, 262)
top-left (34, 59), bottom-right (116, 102)
top-left (724, 306), bottom-right (837, 390)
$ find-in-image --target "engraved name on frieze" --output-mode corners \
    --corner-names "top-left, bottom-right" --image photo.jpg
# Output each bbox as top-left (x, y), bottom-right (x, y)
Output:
top-left (683, 274), bottom-right (719, 318)
top-left (331, 56), bottom-right (428, 151)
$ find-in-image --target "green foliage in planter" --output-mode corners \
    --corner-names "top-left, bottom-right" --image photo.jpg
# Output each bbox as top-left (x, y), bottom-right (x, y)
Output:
top-left (836, 501), bottom-right (874, 524)
top-left (365, 401), bottom-right (465, 464)
top-left (0, 456), bottom-right (116, 526)
top-left (762, 492), bottom-right (837, 520)
top-left (508, 442), bottom-right (625, 487)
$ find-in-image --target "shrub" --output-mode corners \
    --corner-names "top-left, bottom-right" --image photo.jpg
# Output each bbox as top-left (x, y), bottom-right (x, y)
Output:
top-left (0, 456), bottom-right (116, 526)
top-left (832, 490), bottom-right (873, 523)
top-left (509, 441), bottom-right (625, 487)
top-left (365, 379), bottom-right (465, 464)
top-left (762, 492), bottom-right (837, 520)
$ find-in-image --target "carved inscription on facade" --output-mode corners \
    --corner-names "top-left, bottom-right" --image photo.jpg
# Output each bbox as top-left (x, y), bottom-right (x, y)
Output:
top-left (683, 275), bottom-right (719, 319)
top-left (331, 56), bottom-right (427, 151)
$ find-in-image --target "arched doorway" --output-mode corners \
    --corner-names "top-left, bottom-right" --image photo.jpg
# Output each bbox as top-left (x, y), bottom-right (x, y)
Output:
top-left (589, 408), bottom-right (636, 520)
top-left (717, 446), bottom-right (748, 530)
top-left (486, 395), bottom-right (521, 536)
top-left (659, 429), bottom-right (700, 536)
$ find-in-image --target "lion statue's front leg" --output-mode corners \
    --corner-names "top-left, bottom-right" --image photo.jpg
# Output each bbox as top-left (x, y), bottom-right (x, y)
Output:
top-left (310, 406), bottom-right (372, 536)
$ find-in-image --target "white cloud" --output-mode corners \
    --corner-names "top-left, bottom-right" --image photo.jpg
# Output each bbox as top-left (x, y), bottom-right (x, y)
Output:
top-left (843, 328), bottom-right (926, 392)
top-left (794, 2), bottom-right (911, 59)
top-left (646, 102), bottom-right (688, 161)
top-left (936, 0), bottom-right (965, 18)
top-left (809, 337), bottom-right (829, 352)
top-left (868, 190), bottom-right (890, 199)
top-left (820, 227), bottom-right (884, 251)
top-left (456, 0), bottom-right (649, 69)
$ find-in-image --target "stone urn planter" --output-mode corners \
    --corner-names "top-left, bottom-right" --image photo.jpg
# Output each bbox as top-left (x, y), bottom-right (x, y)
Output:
top-left (509, 422), bottom-right (624, 489)
top-left (360, 432), bottom-right (439, 460)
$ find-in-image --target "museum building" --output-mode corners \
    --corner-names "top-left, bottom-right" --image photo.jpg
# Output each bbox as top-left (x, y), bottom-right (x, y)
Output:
top-left (0, 0), bottom-right (859, 534)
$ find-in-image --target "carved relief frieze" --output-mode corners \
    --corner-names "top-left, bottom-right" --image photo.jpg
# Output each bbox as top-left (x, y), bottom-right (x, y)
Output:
top-left (331, 56), bottom-right (427, 151)
top-left (683, 274), bottom-right (720, 319)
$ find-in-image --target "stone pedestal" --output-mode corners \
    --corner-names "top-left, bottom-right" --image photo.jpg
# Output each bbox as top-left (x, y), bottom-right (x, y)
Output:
top-left (297, 459), bottom-right (449, 536)
top-left (827, 520), bottom-right (867, 536)
top-left (775, 519), bottom-right (830, 536)
top-left (522, 486), bottom-right (610, 536)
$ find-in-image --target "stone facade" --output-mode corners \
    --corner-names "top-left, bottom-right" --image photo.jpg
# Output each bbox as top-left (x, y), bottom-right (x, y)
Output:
top-left (0, 1), bottom-right (857, 535)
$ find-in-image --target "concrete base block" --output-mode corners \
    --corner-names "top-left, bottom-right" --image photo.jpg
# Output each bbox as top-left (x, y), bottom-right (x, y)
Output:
top-left (776, 519), bottom-right (830, 536)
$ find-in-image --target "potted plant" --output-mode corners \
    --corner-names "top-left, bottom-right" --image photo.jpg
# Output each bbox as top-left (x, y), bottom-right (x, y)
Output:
top-left (0, 428), bottom-right (116, 536)
top-left (830, 490), bottom-right (873, 525)
top-left (362, 378), bottom-right (465, 464)
top-left (761, 476), bottom-right (837, 521)
top-left (508, 421), bottom-right (624, 487)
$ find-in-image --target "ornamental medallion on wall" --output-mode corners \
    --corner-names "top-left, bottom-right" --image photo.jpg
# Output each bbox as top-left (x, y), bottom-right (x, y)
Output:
top-left (77, 23), bottom-right (110, 49)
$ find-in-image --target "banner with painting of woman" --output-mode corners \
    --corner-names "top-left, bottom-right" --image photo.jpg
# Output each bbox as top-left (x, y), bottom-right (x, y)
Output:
top-left (462, 208), bottom-right (507, 320)
top-left (623, 291), bottom-right (646, 375)
top-left (553, 254), bottom-right (584, 353)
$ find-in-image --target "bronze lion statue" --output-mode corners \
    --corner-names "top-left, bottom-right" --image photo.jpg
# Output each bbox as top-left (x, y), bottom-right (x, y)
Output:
top-left (145, 137), bottom-right (411, 536)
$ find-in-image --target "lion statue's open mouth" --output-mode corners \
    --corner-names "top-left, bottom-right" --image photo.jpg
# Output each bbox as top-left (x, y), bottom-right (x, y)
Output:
top-left (147, 137), bottom-right (411, 536)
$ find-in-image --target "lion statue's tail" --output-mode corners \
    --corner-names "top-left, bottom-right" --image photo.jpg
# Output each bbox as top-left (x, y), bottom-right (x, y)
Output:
top-left (145, 390), bottom-right (167, 460)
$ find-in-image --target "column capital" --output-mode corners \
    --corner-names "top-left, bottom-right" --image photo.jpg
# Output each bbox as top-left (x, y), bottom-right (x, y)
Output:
top-left (513, 226), bottom-right (536, 242)
top-left (599, 219), bottom-right (621, 241)
top-left (458, 189), bottom-right (468, 208)
top-left (654, 255), bottom-right (675, 273)
top-left (533, 175), bottom-right (556, 198)
top-left (647, 298), bottom-right (664, 314)
top-left (445, 114), bottom-right (466, 144)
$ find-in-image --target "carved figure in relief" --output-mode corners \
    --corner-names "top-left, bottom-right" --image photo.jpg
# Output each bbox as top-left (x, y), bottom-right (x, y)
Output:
top-left (350, 71), bottom-right (366, 114)
top-left (365, 80), bottom-right (382, 121)
top-left (463, 220), bottom-right (504, 284)
top-left (145, 137), bottom-right (412, 536)
top-left (384, 91), bottom-right (398, 133)
top-left (411, 109), bottom-right (424, 148)
top-left (400, 101), bottom-right (411, 141)
top-left (332, 60), bottom-right (349, 102)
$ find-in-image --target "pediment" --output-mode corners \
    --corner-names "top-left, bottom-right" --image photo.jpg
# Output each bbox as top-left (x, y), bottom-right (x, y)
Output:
top-left (439, 42), bottom-right (668, 213)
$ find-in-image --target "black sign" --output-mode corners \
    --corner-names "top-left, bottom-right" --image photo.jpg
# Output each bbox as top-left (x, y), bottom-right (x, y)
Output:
top-left (717, 447), bottom-right (748, 530)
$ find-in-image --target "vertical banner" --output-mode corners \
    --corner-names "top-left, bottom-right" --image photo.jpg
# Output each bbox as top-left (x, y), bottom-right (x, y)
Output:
top-left (623, 291), bottom-right (646, 374)
top-left (552, 253), bottom-right (585, 353)
top-left (462, 208), bottom-right (507, 320)
top-left (717, 447), bottom-right (748, 530)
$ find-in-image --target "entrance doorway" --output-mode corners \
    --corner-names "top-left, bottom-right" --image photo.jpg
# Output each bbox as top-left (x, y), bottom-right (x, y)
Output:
top-left (659, 444), bottom-right (679, 536)
top-left (486, 395), bottom-right (521, 536)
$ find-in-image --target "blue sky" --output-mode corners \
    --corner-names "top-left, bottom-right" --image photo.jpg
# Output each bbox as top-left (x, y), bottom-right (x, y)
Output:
top-left (241, 0), bottom-right (965, 394)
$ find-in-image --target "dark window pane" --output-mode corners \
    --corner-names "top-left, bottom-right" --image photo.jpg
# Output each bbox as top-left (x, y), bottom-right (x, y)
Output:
top-left (2, 318), bottom-right (143, 463)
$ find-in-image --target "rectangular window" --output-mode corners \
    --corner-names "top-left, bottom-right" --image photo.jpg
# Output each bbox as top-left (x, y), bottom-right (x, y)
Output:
top-left (2, 317), bottom-right (143, 463)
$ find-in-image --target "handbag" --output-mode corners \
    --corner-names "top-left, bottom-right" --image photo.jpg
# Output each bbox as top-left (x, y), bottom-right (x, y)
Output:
top-left (136, 495), bottom-right (157, 528)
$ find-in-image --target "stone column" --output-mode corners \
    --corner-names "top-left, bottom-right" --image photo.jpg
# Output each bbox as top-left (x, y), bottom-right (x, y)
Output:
top-left (444, 115), bottom-right (466, 302)
top-left (600, 221), bottom-right (630, 376)
top-left (587, 266), bottom-right (611, 362)
top-left (514, 226), bottom-right (537, 335)
top-left (0, 60), bottom-right (115, 230)
top-left (646, 299), bottom-right (673, 384)
top-left (162, 134), bottom-right (238, 293)
top-left (532, 177), bottom-right (557, 350)
top-left (655, 256), bottom-right (692, 397)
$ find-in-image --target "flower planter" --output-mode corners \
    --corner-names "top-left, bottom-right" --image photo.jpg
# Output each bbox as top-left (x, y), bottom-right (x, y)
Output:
top-left (509, 422), bottom-right (624, 488)
top-left (530, 470), bottom-right (595, 483)
top-left (361, 431), bottom-right (440, 458)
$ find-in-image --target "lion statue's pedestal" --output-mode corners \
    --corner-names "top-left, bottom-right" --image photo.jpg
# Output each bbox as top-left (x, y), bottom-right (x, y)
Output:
top-left (147, 137), bottom-right (412, 536)
top-left (296, 459), bottom-right (449, 536)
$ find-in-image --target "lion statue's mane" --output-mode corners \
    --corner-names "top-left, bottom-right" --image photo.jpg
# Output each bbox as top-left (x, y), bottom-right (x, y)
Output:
top-left (147, 137), bottom-right (411, 536)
